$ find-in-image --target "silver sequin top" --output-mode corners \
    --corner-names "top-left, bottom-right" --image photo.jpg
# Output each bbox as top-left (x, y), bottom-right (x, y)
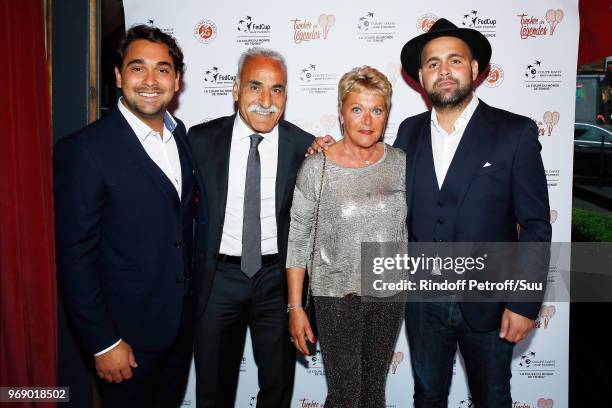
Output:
top-left (286, 143), bottom-right (407, 297)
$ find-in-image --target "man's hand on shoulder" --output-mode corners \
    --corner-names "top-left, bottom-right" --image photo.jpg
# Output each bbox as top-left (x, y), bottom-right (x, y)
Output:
top-left (306, 135), bottom-right (336, 157)
top-left (95, 340), bottom-right (138, 383)
top-left (499, 308), bottom-right (534, 343)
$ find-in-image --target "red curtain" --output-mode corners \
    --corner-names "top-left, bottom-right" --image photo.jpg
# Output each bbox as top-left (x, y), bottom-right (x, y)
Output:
top-left (0, 1), bottom-right (57, 406)
top-left (578, 0), bottom-right (612, 65)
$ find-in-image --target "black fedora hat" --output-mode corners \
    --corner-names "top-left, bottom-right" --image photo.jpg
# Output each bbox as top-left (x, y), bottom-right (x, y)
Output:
top-left (400, 18), bottom-right (492, 83)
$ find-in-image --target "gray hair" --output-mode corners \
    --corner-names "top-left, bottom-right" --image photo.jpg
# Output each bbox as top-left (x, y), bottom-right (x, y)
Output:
top-left (236, 47), bottom-right (287, 88)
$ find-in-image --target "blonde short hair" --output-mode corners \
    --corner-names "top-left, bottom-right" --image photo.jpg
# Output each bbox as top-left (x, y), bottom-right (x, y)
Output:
top-left (337, 66), bottom-right (392, 111)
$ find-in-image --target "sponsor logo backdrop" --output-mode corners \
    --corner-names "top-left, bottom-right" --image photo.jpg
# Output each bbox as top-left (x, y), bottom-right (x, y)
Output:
top-left (124, 1), bottom-right (577, 406)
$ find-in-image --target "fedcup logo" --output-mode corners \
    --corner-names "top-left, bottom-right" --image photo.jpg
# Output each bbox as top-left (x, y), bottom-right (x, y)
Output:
top-left (194, 19), bottom-right (217, 44)
top-left (520, 351), bottom-right (536, 367)
top-left (237, 16), bottom-right (253, 32)
top-left (518, 9), bottom-right (564, 39)
top-left (203, 67), bottom-right (219, 83)
top-left (460, 10), bottom-right (497, 37)
top-left (461, 10), bottom-right (478, 27)
top-left (389, 351), bottom-right (404, 374)
top-left (484, 63), bottom-right (504, 88)
top-left (537, 398), bottom-right (554, 408)
top-left (534, 305), bottom-right (556, 329)
top-left (290, 14), bottom-right (335, 44)
top-left (236, 15), bottom-right (271, 46)
top-left (248, 395), bottom-right (257, 406)
top-left (543, 111), bottom-right (560, 136)
top-left (416, 14), bottom-right (437, 33)
top-left (202, 66), bottom-right (235, 96)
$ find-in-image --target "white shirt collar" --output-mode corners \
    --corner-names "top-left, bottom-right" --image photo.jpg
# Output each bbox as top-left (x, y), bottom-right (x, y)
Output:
top-left (117, 97), bottom-right (177, 143)
top-left (233, 113), bottom-right (278, 145)
top-left (431, 94), bottom-right (479, 135)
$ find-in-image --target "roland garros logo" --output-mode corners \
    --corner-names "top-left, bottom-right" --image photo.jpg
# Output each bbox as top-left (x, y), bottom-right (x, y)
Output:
top-left (194, 19), bottom-right (217, 44)
top-left (416, 14), bottom-right (437, 33)
top-left (484, 63), bottom-right (504, 88)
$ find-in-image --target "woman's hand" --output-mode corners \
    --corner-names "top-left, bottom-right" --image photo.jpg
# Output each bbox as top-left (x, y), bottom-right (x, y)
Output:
top-left (288, 307), bottom-right (316, 355)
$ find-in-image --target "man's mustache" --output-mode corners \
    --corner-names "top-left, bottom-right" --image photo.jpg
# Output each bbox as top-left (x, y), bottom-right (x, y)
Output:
top-left (434, 78), bottom-right (458, 87)
top-left (247, 104), bottom-right (280, 114)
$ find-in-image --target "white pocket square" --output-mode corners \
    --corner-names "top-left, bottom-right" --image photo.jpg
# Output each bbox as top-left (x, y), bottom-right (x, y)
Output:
top-left (483, 162), bottom-right (492, 168)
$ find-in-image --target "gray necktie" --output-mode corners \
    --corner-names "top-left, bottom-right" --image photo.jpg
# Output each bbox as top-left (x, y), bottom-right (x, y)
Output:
top-left (241, 134), bottom-right (264, 278)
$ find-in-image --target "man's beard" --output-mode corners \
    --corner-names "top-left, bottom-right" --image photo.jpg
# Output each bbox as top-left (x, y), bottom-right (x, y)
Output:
top-left (428, 78), bottom-right (473, 110)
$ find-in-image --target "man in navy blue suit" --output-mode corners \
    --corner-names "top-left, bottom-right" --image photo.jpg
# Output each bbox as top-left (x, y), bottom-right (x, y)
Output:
top-left (394, 19), bottom-right (551, 407)
top-left (54, 25), bottom-right (200, 407)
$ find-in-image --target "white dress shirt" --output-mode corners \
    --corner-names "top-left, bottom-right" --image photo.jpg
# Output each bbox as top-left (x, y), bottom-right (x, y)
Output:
top-left (430, 95), bottom-right (479, 189)
top-left (95, 100), bottom-right (182, 356)
top-left (219, 114), bottom-right (279, 256)
top-left (118, 98), bottom-right (182, 198)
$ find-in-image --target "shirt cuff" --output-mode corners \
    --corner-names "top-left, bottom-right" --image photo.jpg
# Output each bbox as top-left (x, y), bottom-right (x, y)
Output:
top-left (94, 339), bottom-right (122, 356)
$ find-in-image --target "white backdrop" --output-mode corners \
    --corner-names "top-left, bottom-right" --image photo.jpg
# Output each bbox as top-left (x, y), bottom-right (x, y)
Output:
top-left (124, 1), bottom-right (577, 407)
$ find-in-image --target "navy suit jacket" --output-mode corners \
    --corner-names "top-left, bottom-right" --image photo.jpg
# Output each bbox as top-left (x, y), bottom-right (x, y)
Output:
top-left (187, 115), bottom-right (314, 318)
top-left (54, 108), bottom-right (201, 354)
top-left (394, 100), bottom-right (551, 331)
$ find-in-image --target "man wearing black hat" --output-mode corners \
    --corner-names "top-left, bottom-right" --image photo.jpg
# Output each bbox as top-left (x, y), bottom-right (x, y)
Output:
top-left (394, 18), bottom-right (551, 407)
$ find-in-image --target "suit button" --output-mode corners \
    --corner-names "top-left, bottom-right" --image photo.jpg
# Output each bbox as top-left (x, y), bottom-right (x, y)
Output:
top-left (174, 241), bottom-right (184, 248)
top-left (437, 239), bottom-right (445, 242)
top-left (437, 219), bottom-right (444, 224)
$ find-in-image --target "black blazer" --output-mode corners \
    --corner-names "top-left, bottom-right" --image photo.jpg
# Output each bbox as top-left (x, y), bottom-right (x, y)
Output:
top-left (54, 108), bottom-right (199, 354)
top-left (187, 115), bottom-right (314, 317)
top-left (394, 100), bottom-right (552, 331)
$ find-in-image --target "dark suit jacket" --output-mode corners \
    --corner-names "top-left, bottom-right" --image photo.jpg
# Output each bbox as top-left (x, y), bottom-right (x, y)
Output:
top-left (54, 108), bottom-right (199, 354)
top-left (187, 115), bottom-right (314, 317)
top-left (394, 100), bottom-right (551, 331)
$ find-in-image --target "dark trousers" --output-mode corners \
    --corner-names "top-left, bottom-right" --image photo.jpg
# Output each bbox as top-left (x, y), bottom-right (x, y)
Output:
top-left (195, 259), bottom-right (295, 408)
top-left (405, 302), bottom-right (514, 408)
top-left (96, 295), bottom-right (194, 408)
top-left (315, 295), bottom-right (404, 408)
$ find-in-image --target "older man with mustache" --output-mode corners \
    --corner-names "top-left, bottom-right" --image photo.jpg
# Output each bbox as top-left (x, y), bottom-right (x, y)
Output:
top-left (188, 48), bottom-right (314, 408)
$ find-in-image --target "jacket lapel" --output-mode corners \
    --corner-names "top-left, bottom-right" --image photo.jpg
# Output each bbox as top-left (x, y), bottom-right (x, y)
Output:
top-left (439, 101), bottom-right (497, 215)
top-left (211, 117), bottom-right (233, 226)
top-left (174, 129), bottom-right (195, 204)
top-left (113, 109), bottom-right (180, 205)
top-left (405, 117), bottom-right (428, 218)
top-left (276, 122), bottom-right (292, 221)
